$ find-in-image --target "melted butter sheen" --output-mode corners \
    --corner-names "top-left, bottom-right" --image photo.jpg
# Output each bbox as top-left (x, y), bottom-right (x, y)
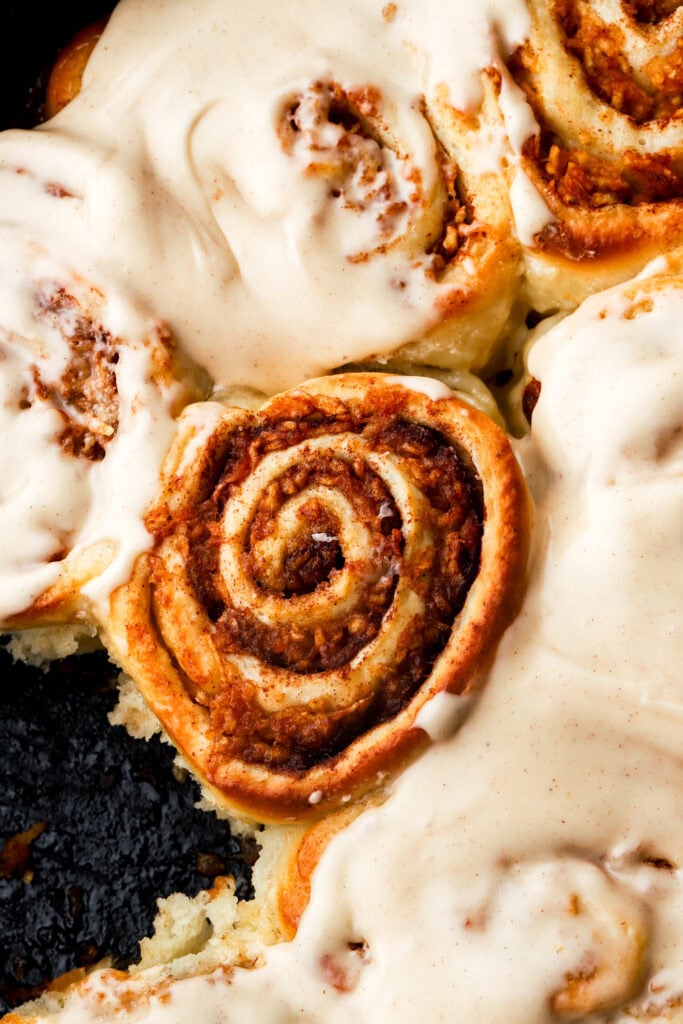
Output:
top-left (40, 267), bottom-right (683, 1021)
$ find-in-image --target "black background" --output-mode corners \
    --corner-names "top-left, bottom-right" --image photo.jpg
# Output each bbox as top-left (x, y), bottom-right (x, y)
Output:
top-left (0, 1), bottom-right (115, 129)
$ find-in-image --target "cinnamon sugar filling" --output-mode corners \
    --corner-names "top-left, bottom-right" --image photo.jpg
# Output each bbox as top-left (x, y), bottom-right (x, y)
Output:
top-left (217, 458), bottom-right (403, 673)
top-left (157, 393), bottom-right (484, 773)
top-left (279, 81), bottom-right (415, 248)
top-left (30, 287), bottom-right (119, 461)
top-left (508, 2), bottom-right (683, 232)
top-left (425, 153), bottom-right (473, 281)
top-left (554, 0), bottom-right (683, 123)
top-left (279, 80), bottom-right (472, 275)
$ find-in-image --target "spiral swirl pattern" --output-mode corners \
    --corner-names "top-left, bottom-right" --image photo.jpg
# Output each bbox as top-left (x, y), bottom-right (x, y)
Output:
top-left (509, 0), bottom-right (683, 307)
top-left (37, 20), bottom-right (521, 380)
top-left (104, 374), bottom-right (530, 821)
top-left (0, 239), bottom-right (192, 630)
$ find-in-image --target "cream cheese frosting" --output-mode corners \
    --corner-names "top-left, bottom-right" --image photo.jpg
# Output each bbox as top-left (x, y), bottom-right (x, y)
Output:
top-left (0, 225), bottom-right (186, 621)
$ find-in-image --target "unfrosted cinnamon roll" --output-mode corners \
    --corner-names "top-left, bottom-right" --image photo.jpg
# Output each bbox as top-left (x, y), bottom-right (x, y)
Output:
top-left (0, 235), bottom-right (196, 632)
top-left (101, 374), bottom-right (530, 823)
top-left (508, 0), bottom-right (683, 309)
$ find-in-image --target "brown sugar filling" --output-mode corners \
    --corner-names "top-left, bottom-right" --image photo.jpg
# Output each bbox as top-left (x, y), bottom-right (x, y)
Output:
top-left (30, 287), bottom-right (119, 461)
top-left (280, 80), bottom-right (471, 276)
top-left (280, 81), bottom-right (413, 243)
top-left (521, 130), bottom-right (683, 212)
top-left (553, 0), bottom-right (683, 123)
top-left (217, 457), bottom-right (403, 674)
top-left (508, 2), bottom-right (683, 225)
top-left (425, 151), bottom-right (474, 281)
top-left (170, 392), bottom-right (484, 773)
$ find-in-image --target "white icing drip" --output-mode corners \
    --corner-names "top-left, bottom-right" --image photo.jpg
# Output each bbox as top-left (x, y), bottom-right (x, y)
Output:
top-left (498, 71), bottom-right (555, 245)
top-left (0, 342), bottom-right (88, 619)
top-left (386, 374), bottom-right (454, 401)
top-left (388, 1), bottom-right (530, 111)
top-left (80, 343), bottom-right (180, 610)
top-left (412, 690), bottom-right (473, 741)
top-left (509, 167), bottom-right (555, 247)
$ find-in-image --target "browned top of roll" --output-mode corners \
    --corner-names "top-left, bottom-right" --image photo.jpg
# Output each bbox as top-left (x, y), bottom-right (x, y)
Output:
top-left (509, 0), bottom-right (683, 269)
top-left (103, 374), bottom-right (531, 822)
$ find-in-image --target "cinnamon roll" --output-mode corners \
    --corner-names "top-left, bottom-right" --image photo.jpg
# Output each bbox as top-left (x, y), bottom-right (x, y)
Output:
top-left (101, 374), bottom-right (530, 822)
top-left (0, 234), bottom-right (196, 632)
top-left (274, 819), bottom-right (651, 1016)
top-left (24, 0), bottom-right (525, 389)
top-left (507, 0), bottom-right (683, 309)
top-left (516, 251), bottom-right (683, 690)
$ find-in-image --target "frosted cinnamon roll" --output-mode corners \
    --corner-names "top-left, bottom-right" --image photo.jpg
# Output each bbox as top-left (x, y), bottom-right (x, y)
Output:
top-left (514, 251), bottom-right (683, 692)
top-left (275, 837), bottom-right (649, 1014)
top-left (0, 233), bottom-right (195, 631)
top-left (274, 826), bottom-right (650, 1017)
top-left (101, 374), bottom-right (530, 823)
top-left (19, 0), bottom-right (528, 391)
top-left (507, 0), bottom-right (683, 309)
top-left (274, 71), bottom-right (520, 374)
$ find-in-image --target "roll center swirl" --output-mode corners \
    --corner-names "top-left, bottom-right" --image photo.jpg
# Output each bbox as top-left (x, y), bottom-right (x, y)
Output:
top-left (106, 374), bottom-right (530, 817)
top-left (167, 397), bottom-right (485, 770)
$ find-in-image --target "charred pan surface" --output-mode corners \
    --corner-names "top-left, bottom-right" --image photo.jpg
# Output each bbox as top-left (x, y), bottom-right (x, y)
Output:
top-left (0, 648), bottom-right (250, 1013)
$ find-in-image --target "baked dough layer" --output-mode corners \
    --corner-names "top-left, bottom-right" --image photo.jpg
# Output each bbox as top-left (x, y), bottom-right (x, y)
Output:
top-left (100, 373), bottom-right (530, 822)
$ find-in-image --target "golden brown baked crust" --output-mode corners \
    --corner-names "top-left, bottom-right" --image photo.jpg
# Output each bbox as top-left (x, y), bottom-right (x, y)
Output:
top-left (45, 19), bottom-right (108, 120)
top-left (510, 0), bottom-right (683, 309)
top-left (390, 71), bottom-right (522, 373)
top-left (1, 279), bottom-right (194, 633)
top-left (273, 805), bottom-right (368, 939)
top-left (100, 373), bottom-right (531, 823)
